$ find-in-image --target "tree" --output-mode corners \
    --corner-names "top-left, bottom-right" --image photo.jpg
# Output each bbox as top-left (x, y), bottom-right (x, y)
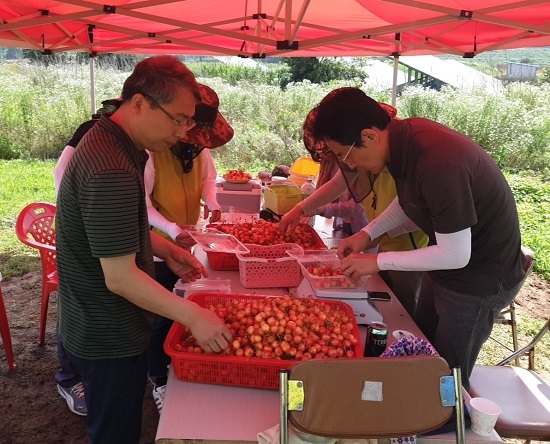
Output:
top-left (21, 50), bottom-right (143, 69)
top-left (280, 57), bottom-right (366, 87)
top-left (538, 66), bottom-right (550, 84)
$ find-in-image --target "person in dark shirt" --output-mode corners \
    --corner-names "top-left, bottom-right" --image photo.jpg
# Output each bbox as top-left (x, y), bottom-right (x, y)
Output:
top-left (308, 87), bottom-right (526, 391)
top-left (53, 99), bottom-right (121, 194)
top-left (56, 55), bottom-right (231, 443)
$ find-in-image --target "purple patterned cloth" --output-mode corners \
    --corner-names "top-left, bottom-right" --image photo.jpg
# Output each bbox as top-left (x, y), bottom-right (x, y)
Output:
top-left (381, 336), bottom-right (439, 444)
top-left (381, 337), bottom-right (439, 358)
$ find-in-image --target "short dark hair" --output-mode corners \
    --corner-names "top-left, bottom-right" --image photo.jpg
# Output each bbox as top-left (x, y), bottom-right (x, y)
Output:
top-left (313, 87), bottom-right (391, 145)
top-left (121, 55), bottom-right (201, 106)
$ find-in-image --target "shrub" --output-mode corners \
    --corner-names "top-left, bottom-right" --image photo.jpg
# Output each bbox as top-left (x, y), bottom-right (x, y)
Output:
top-left (1, 60), bottom-right (549, 177)
top-left (397, 85), bottom-right (550, 175)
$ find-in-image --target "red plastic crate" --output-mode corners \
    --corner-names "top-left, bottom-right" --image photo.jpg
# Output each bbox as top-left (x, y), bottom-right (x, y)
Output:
top-left (164, 293), bottom-right (362, 389)
top-left (237, 243), bottom-right (303, 288)
top-left (205, 250), bottom-right (240, 271)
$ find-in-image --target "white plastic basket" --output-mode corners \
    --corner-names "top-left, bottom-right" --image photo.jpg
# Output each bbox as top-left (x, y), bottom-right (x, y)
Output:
top-left (236, 243), bottom-right (303, 288)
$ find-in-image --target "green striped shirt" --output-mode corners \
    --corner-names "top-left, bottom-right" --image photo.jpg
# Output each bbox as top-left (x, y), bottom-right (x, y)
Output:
top-left (57, 115), bottom-right (155, 359)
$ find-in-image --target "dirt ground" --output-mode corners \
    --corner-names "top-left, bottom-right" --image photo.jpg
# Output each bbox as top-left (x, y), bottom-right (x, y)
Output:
top-left (0, 270), bottom-right (549, 444)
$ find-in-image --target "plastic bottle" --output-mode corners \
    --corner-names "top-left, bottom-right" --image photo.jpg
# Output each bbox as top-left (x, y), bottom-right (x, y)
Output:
top-left (300, 177), bottom-right (316, 199)
top-left (300, 177), bottom-right (316, 225)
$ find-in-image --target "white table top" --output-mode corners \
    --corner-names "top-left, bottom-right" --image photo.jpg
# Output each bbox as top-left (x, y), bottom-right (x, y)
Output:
top-left (156, 221), bottom-right (501, 444)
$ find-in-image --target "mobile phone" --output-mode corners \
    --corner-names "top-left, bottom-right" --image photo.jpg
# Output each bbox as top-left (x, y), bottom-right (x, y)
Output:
top-left (368, 291), bottom-right (392, 301)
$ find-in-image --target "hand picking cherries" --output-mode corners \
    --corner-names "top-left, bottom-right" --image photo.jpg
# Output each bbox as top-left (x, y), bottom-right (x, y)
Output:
top-left (306, 263), bottom-right (358, 288)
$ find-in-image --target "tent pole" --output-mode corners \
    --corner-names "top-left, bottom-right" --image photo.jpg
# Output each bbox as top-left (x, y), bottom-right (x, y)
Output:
top-left (391, 55), bottom-right (399, 107)
top-left (89, 56), bottom-right (96, 117)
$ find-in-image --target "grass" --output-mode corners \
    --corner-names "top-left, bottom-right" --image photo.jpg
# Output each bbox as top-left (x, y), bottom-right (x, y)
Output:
top-left (478, 319), bottom-right (550, 378)
top-left (0, 160), bottom-right (56, 277)
top-left (2, 62), bottom-right (550, 178)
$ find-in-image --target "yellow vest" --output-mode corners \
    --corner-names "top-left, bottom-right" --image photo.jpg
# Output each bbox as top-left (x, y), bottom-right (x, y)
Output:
top-left (150, 150), bottom-right (204, 243)
top-left (362, 167), bottom-right (429, 252)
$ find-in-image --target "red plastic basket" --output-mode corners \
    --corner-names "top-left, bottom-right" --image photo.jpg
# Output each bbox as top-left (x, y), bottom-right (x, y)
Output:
top-left (292, 223), bottom-right (327, 249)
top-left (236, 243), bottom-right (303, 288)
top-left (204, 222), bottom-right (326, 271)
top-left (205, 251), bottom-right (240, 271)
top-left (164, 293), bottom-right (362, 389)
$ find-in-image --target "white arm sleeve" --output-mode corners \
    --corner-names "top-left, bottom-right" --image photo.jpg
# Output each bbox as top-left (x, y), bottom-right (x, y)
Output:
top-left (362, 197), bottom-right (410, 240)
top-left (299, 170), bottom-right (349, 216)
top-left (387, 219), bottom-right (422, 238)
top-left (144, 152), bottom-right (184, 241)
top-left (319, 199), bottom-right (366, 219)
top-left (53, 145), bottom-right (76, 195)
top-left (200, 150), bottom-right (220, 212)
top-left (377, 228), bottom-right (471, 271)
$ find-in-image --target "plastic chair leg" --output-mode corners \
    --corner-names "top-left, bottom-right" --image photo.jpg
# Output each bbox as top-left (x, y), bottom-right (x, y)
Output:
top-left (508, 301), bottom-right (520, 365)
top-left (0, 289), bottom-right (16, 370)
top-left (39, 283), bottom-right (55, 345)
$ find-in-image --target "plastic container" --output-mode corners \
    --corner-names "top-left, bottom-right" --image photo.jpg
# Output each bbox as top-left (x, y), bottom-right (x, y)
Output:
top-left (300, 177), bottom-right (317, 226)
top-left (203, 222), bottom-right (326, 270)
top-left (173, 278), bottom-right (232, 298)
top-left (289, 157), bottom-right (321, 188)
top-left (164, 293), bottom-right (362, 389)
top-left (236, 243), bottom-right (303, 288)
top-left (205, 251), bottom-right (240, 271)
top-left (215, 179), bottom-right (262, 213)
top-left (263, 182), bottom-right (303, 215)
top-left (188, 230), bottom-right (249, 254)
top-left (300, 177), bottom-right (316, 198)
top-left (291, 250), bottom-right (368, 290)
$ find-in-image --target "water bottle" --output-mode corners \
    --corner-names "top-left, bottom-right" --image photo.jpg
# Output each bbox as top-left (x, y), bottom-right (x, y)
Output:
top-left (300, 177), bottom-right (316, 226)
top-left (300, 177), bottom-right (316, 199)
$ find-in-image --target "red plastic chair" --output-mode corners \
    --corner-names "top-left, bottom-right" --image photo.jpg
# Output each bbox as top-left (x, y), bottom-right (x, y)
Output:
top-left (15, 202), bottom-right (58, 345)
top-left (0, 272), bottom-right (16, 370)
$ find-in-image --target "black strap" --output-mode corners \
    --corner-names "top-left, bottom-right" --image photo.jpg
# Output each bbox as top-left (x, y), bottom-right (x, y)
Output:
top-left (408, 232), bottom-right (418, 250)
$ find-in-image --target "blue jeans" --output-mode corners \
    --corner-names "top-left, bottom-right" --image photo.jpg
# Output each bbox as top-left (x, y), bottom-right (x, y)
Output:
top-left (415, 273), bottom-right (522, 392)
top-left (65, 347), bottom-right (148, 444)
top-left (148, 261), bottom-right (180, 382)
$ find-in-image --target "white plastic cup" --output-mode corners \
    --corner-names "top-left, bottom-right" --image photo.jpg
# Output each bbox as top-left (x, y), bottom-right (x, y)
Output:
top-left (469, 397), bottom-right (502, 436)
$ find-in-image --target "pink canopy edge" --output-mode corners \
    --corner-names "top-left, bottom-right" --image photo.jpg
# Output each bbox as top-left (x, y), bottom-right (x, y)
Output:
top-left (0, 0), bottom-right (549, 58)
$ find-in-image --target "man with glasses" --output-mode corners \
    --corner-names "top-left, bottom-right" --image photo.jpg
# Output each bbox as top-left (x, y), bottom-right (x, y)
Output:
top-left (141, 93), bottom-right (197, 131)
top-left (144, 83), bottom-right (234, 413)
top-left (280, 105), bottom-right (428, 317)
top-left (305, 87), bottom-right (526, 392)
top-left (56, 55), bottom-right (231, 443)
top-left (53, 98), bottom-right (124, 418)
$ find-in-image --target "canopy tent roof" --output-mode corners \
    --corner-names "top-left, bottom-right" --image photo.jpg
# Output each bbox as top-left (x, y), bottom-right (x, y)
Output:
top-left (1, 0), bottom-right (550, 59)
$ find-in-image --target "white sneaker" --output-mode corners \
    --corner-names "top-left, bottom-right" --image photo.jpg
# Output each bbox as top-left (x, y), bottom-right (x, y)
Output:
top-left (152, 384), bottom-right (166, 414)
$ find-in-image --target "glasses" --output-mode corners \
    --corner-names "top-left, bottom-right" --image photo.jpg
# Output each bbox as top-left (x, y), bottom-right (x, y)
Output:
top-left (337, 141), bottom-right (356, 165)
top-left (171, 142), bottom-right (204, 173)
top-left (143, 94), bottom-right (196, 131)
